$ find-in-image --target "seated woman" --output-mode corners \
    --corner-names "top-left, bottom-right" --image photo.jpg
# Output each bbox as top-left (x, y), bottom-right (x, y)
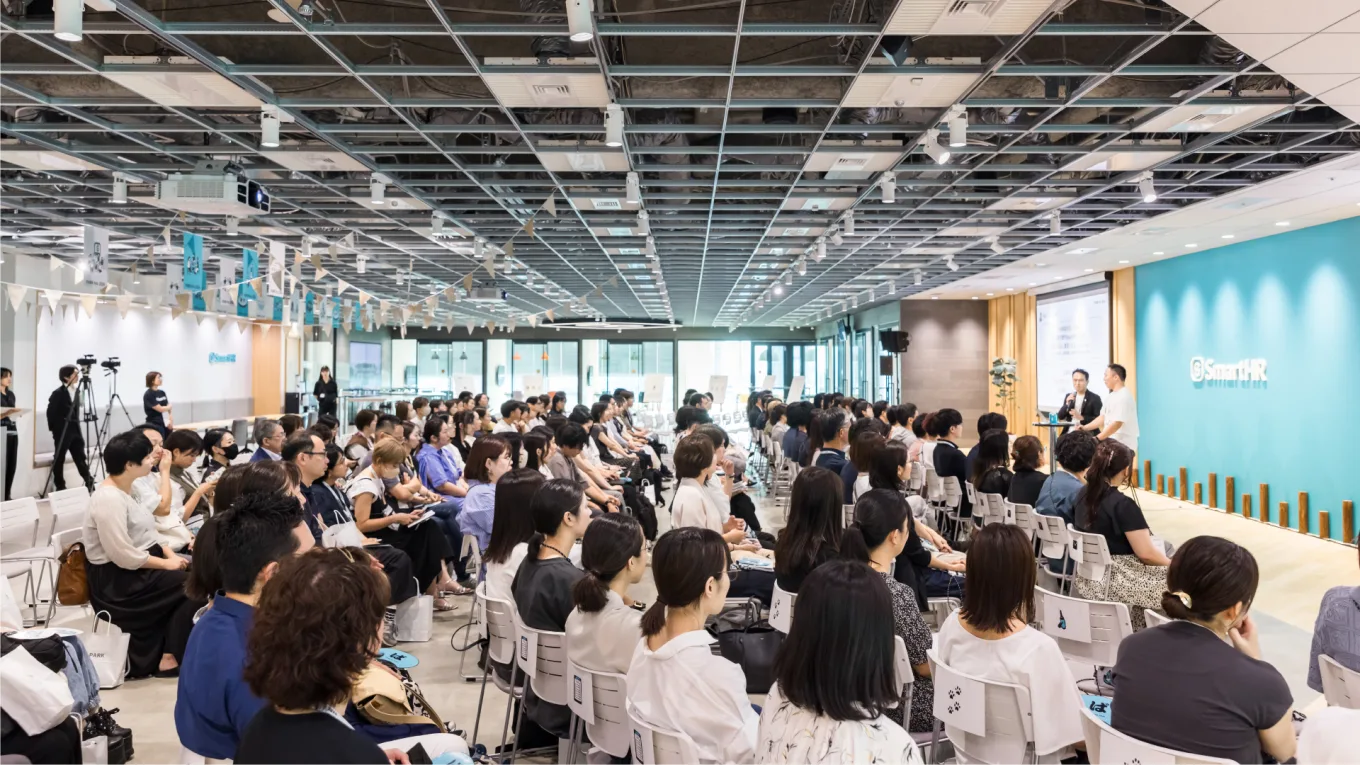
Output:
top-left (163, 429), bottom-right (216, 529)
top-left (768, 404), bottom-right (789, 448)
top-left (772, 467), bottom-right (843, 593)
top-left (692, 424), bottom-right (761, 535)
top-left (522, 431), bottom-right (554, 481)
top-left (841, 489), bottom-right (934, 733)
top-left (482, 468), bottom-right (549, 603)
top-left (1308, 535), bottom-right (1360, 693)
top-left (459, 435), bottom-right (513, 553)
top-left (83, 429), bottom-right (197, 679)
top-left (347, 438), bottom-right (458, 611)
top-left (969, 428), bottom-right (1012, 499)
top-left (930, 409), bottom-right (971, 525)
top-left (129, 425), bottom-right (194, 553)
top-left (1006, 435), bottom-right (1047, 508)
top-left (237, 549), bottom-right (467, 765)
top-left (626, 527), bottom-right (759, 764)
top-left (757, 560), bottom-right (923, 764)
top-left (1073, 439), bottom-right (1171, 630)
top-left (1112, 536), bottom-right (1295, 764)
top-left (868, 441), bottom-right (965, 604)
top-left (670, 435), bottom-right (749, 549)
top-left (934, 524), bottom-right (1084, 759)
top-left (200, 428), bottom-right (238, 482)
top-left (844, 428), bottom-right (884, 503)
top-left (907, 412), bottom-right (933, 466)
top-left (566, 513), bottom-right (646, 675)
top-left (511, 479), bottom-right (591, 738)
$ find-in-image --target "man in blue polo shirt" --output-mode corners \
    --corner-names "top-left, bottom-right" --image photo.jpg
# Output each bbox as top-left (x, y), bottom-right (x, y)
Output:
top-left (174, 492), bottom-right (314, 760)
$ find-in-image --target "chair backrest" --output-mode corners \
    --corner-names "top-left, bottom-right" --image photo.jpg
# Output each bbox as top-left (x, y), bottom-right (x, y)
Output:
top-left (514, 618), bottom-right (569, 706)
top-left (1032, 586), bottom-right (1132, 668)
top-left (461, 533), bottom-right (483, 579)
top-left (51, 528), bottom-right (83, 558)
top-left (478, 584), bottom-right (517, 666)
top-left (925, 467), bottom-right (943, 502)
top-left (1067, 525), bottom-right (1113, 584)
top-left (1143, 609), bottom-right (1171, 628)
top-left (1009, 502), bottom-right (1037, 541)
top-left (965, 480), bottom-right (978, 505)
top-left (230, 418), bottom-right (250, 446)
top-left (1032, 514), bottom-right (1070, 561)
top-left (0, 498), bottom-right (40, 554)
top-left (565, 661), bottom-right (631, 758)
top-left (628, 701), bottom-right (700, 765)
top-left (46, 488), bottom-right (90, 538)
top-left (770, 582), bottom-right (796, 634)
top-left (1078, 703), bottom-right (1236, 764)
top-left (893, 635), bottom-right (915, 713)
top-left (977, 493), bottom-right (1007, 526)
top-left (941, 476), bottom-right (962, 509)
top-left (927, 648), bottom-right (1035, 764)
top-left (843, 503), bottom-right (855, 528)
top-left (909, 462), bottom-right (925, 492)
top-left (1319, 654), bottom-right (1360, 709)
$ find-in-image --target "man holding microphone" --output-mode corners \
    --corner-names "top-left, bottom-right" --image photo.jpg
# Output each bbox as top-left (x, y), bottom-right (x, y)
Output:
top-left (1059, 368), bottom-right (1102, 432)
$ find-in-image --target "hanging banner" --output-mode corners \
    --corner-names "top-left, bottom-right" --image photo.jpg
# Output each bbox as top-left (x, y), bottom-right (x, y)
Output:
top-left (165, 262), bottom-right (183, 294)
top-left (183, 232), bottom-right (207, 292)
top-left (241, 248), bottom-right (260, 301)
top-left (268, 241), bottom-right (285, 297)
top-left (304, 292), bottom-right (316, 326)
top-left (273, 296), bottom-right (284, 322)
top-left (82, 226), bottom-right (109, 284)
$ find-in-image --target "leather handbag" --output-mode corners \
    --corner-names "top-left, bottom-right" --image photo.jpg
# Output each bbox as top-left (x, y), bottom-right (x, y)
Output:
top-left (708, 610), bottom-right (783, 695)
top-left (56, 541), bottom-right (89, 606)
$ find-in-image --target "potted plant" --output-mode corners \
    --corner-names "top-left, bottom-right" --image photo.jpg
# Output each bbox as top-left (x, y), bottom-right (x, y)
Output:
top-left (990, 357), bottom-right (1018, 409)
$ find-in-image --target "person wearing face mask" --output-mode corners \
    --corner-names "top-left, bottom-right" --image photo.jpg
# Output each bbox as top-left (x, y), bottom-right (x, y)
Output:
top-left (83, 429), bottom-right (197, 678)
top-left (47, 364), bottom-right (95, 492)
top-left (458, 435), bottom-right (513, 552)
top-left (1111, 536), bottom-right (1295, 764)
top-left (201, 428), bottom-right (240, 481)
top-left (129, 425), bottom-right (194, 553)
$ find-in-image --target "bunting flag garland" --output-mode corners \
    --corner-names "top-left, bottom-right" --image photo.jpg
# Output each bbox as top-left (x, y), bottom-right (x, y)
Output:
top-left (543, 193), bottom-right (557, 218)
top-left (443, 286), bottom-right (457, 301)
top-left (115, 295), bottom-right (133, 318)
top-left (6, 284), bottom-right (28, 310)
top-left (42, 290), bottom-right (63, 313)
top-left (258, 322), bottom-right (272, 339)
top-left (358, 291), bottom-right (371, 306)
top-left (466, 322), bottom-right (475, 334)
top-left (528, 314), bottom-right (538, 328)
top-left (462, 273), bottom-right (473, 292)
top-left (173, 293), bottom-right (190, 318)
top-left (524, 219), bottom-right (534, 239)
top-left (336, 279), bottom-right (349, 295)
top-left (226, 284), bottom-right (240, 304)
top-left (80, 294), bottom-right (98, 318)
top-left (328, 242), bottom-right (338, 259)
top-left (484, 257), bottom-right (495, 278)
top-left (486, 321), bottom-right (496, 333)
top-left (315, 265), bottom-right (328, 281)
top-left (217, 315), bottom-right (229, 332)
top-left (507, 319), bottom-right (517, 333)
top-left (146, 293), bottom-right (164, 311)
top-left (545, 309), bottom-right (554, 322)
top-left (50, 256), bottom-right (62, 272)
top-left (607, 276), bottom-right (619, 287)
top-left (203, 290), bottom-right (218, 313)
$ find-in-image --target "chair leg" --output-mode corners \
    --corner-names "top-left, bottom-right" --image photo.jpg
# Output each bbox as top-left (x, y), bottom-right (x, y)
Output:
top-left (498, 666), bottom-right (519, 762)
top-left (459, 593), bottom-right (482, 682)
top-left (41, 559), bottom-right (57, 625)
top-left (509, 679), bottom-right (528, 764)
top-left (471, 662), bottom-right (491, 751)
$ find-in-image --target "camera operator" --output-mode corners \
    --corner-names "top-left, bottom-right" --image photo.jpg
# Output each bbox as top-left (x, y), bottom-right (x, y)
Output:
top-left (144, 369), bottom-right (171, 436)
top-left (47, 364), bottom-right (94, 493)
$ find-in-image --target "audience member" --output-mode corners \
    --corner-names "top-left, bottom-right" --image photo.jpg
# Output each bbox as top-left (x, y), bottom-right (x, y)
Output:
top-left (934, 524), bottom-right (1084, 757)
top-left (566, 513), bottom-right (646, 675)
top-left (1035, 430), bottom-right (1096, 525)
top-left (250, 419), bottom-right (285, 462)
top-left (964, 412), bottom-right (1007, 477)
top-left (757, 560), bottom-right (923, 764)
top-left (416, 417), bottom-right (469, 516)
top-left (841, 489), bottom-right (934, 732)
top-left (773, 467), bottom-right (843, 593)
top-left (128, 425), bottom-right (193, 552)
top-left (865, 440), bottom-right (964, 604)
top-left (201, 428), bottom-right (238, 481)
top-left (930, 409), bottom-right (972, 524)
top-left (460, 435), bottom-right (513, 551)
top-left (278, 414), bottom-right (304, 438)
top-left (811, 409), bottom-right (850, 473)
top-left (548, 422), bottom-right (623, 511)
top-left (1074, 439), bottom-right (1170, 629)
top-left (1112, 536), bottom-right (1295, 764)
top-left (767, 404), bottom-right (789, 447)
top-left (693, 423), bottom-right (762, 535)
top-left (888, 403), bottom-right (917, 447)
top-left (164, 429), bottom-right (215, 524)
top-left (843, 421), bottom-right (887, 503)
top-left (1308, 536), bottom-right (1360, 692)
top-left (670, 434), bottom-right (748, 548)
top-left (482, 468), bottom-right (549, 602)
top-left (970, 428), bottom-right (1012, 498)
top-left (346, 410), bottom-right (378, 457)
top-left (1007, 435), bottom-right (1047, 507)
top-left (626, 527), bottom-right (759, 764)
top-left (781, 401), bottom-right (813, 468)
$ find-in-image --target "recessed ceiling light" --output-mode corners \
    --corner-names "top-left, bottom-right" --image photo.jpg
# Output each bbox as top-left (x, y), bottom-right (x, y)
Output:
top-left (986, 292), bottom-right (994, 296)
top-left (930, 296), bottom-right (938, 300)
top-left (1084, 269), bottom-right (1093, 273)
top-left (1185, 243), bottom-right (1197, 248)
top-left (1028, 282), bottom-right (1037, 286)
top-left (1276, 221), bottom-right (1290, 226)
top-left (970, 296), bottom-right (979, 300)
top-left (1118, 260), bottom-right (1129, 264)
top-left (1153, 251), bottom-right (1164, 255)
top-left (1221, 234), bottom-right (1234, 239)
top-left (1006, 287), bottom-right (1014, 292)
top-left (1036, 262), bottom-right (1047, 267)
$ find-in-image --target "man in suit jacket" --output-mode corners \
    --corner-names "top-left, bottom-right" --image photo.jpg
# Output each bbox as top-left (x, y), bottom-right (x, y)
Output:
top-left (46, 365), bottom-right (94, 491)
top-left (1057, 369), bottom-right (1103, 432)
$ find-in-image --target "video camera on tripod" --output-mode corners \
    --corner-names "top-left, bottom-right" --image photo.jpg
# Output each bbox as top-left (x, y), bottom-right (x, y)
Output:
top-left (74, 355), bottom-right (121, 377)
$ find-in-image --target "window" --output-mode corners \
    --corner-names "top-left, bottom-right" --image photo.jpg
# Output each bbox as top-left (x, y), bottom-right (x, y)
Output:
top-left (512, 341), bottom-right (578, 402)
top-left (349, 342), bottom-right (383, 389)
top-left (752, 343), bottom-right (817, 400)
top-left (678, 341), bottom-right (752, 412)
top-left (605, 341), bottom-right (675, 411)
top-left (418, 341), bottom-right (484, 394)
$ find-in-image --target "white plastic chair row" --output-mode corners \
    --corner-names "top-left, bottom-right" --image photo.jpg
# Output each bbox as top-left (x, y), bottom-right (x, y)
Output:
top-left (1078, 703), bottom-right (1234, 764)
top-left (1319, 654), bottom-right (1360, 709)
top-left (1, 489), bottom-right (89, 625)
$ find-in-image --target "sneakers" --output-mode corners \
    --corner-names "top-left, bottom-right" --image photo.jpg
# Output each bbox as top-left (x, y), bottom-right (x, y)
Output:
top-left (382, 608), bottom-right (398, 647)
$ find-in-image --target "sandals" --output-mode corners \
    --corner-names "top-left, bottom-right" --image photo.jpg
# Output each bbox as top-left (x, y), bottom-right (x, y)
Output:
top-left (433, 597), bottom-right (456, 612)
top-left (439, 582), bottom-right (474, 596)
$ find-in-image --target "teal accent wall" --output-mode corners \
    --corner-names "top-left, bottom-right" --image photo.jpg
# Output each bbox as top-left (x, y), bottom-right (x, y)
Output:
top-left (1136, 216), bottom-right (1360, 538)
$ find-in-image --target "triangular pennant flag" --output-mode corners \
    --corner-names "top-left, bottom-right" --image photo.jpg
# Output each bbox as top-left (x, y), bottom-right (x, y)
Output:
top-left (217, 316), bottom-right (229, 332)
top-left (466, 322), bottom-right (475, 334)
top-left (50, 256), bottom-right (63, 272)
top-left (177, 211), bottom-right (188, 222)
top-left (462, 273), bottom-right (473, 292)
top-left (115, 295), bottom-right (134, 318)
top-left (328, 242), bottom-right (338, 259)
top-left (162, 225), bottom-right (172, 248)
top-left (43, 290), bottom-right (63, 312)
top-left (593, 286), bottom-right (603, 297)
top-left (291, 261), bottom-right (302, 282)
top-left (195, 313), bottom-right (208, 326)
top-left (226, 284), bottom-right (240, 303)
top-left (80, 294), bottom-right (98, 318)
top-left (507, 319), bottom-right (517, 333)
top-left (524, 219), bottom-right (534, 239)
top-left (528, 314), bottom-right (538, 328)
top-left (486, 321), bottom-right (496, 333)
top-left (484, 257), bottom-right (495, 278)
top-left (237, 319), bottom-right (249, 334)
top-left (314, 266), bottom-right (328, 281)
top-left (543, 194), bottom-right (557, 218)
top-left (399, 324), bottom-right (407, 339)
top-left (295, 249), bottom-right (307, 264)
top-left (425, 295), bottom-right (438, 309)
top-left (422, 313), bottom-right (431, 329)
top-left (309, 252), bottom-right (321, 270)
top-left (336, 279), bottom-right (349, 296)
top-left (343, 233), bottom-right (356, 248)
top-left (380, 300), bottom-right (391, 315)
top-left (545, 309), bottom-right (554, 321)
top-left (6, 284), bottom-right (28, 310)
top-left (504, 242), bottom-right (514, 260)
top-left (607, 276), bottom-right (619, 287)
top-left (258, 322), bottom-right (273, 339)
top-left (203, 290), bottom-right (217, 312)
top-left (443, 286), bottom-right (457, 301)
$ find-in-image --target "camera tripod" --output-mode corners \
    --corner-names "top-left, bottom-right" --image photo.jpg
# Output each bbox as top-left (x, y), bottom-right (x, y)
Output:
top-left (40, 363), bottom-right (131, 497)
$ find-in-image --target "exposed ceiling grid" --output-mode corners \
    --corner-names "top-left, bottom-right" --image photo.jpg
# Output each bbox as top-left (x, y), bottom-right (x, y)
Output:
top-left (2, 0), bottom-right (1360, 329)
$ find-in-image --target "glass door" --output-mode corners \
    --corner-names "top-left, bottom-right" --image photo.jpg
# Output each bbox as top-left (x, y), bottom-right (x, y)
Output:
top-left (752, 343), bottom-right (816, 400)
top-left (513, 341), bottom-right (578, 401)
top-left (851, 331), bottom-right (869, 398)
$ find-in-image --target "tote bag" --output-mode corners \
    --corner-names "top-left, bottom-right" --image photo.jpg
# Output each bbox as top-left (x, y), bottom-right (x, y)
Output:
top-left (86, 612), bottom-right (130, 689)
top-left (394, 579), bottom-right (433, 643)
top-left (321, 521), bottom-right (366, 549)
top-left (0, 645), bottom-right (75, 734)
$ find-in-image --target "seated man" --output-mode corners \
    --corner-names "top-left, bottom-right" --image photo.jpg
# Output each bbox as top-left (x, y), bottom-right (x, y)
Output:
top-left (175, 492), bottom-right (313, 760)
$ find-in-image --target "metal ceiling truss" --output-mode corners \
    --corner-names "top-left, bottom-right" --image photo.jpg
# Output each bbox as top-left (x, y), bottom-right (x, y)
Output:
top-left (3, 0), bottom-right (1358, 329)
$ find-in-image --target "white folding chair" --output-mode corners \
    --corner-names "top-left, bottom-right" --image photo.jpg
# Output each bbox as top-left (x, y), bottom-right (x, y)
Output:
top-left (941, 476), bottom-right (968, 541)
top-left (908, 462), bottom-right (925, 496)
top-left (1, 498), bottom-right (58, 625)
top-left (513, 618), bottom-right (576, 762)
top-left (922, 597), bottom-right (961, 631)
top-left (470, 585), bottom-right (526, 756)
top-left (1078, 703), bottom-right (1235, 764)
top-left (926, 648), bottom-right (1045, 764)
top-left (458, 534), bottom-right (486, 682)
top-left (977, 493), bottom-right (1007, 526)
top-left (1143, 609), bottom-right (1171, 628)
top-left (564, 661), bottom-right (630, 761)
top-left (627, 701), bottom-right (700, 765)
top-left (1010, 502), bottom-right (1037, 542)
top-left (770, 582), bottom-right (796, 634)
top-left (1319, 654), bottom-right (1360, 709)
top-left (43, 488), bottom-right (90, 542)
top-left (1032, 587), bottom-right (1132, 694)
top-left (1032, 515), bottom-right (1074, 594)
top-left (1067, 525), bottom-right (1114, 599)
top-left (843, 503), bottom-right (856, 528)
top-left (965, 480), bottom-right (978, 507)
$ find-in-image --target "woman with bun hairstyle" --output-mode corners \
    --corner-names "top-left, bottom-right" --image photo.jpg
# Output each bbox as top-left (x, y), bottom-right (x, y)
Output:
top-left (565, 513), bottom-right (647, 674)
top-left (1111, 536), bottom-right (1294, 764)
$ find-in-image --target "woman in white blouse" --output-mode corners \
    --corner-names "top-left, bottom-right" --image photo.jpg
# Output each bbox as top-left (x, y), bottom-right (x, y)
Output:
top-left (757, 560), bottom-right (923, 765)
top-left (565, 513), bottom-right (646, 674)
top-left (481, 468), bottom-right (547, 602)
top-left (627, 527), bottom-right (759, 764)
top-left (669, 434), bottom-right (750, 549)
top-left (83, 429), bottom-right (196, 679)
top-left (934, 523), bottom-right (1085, 758)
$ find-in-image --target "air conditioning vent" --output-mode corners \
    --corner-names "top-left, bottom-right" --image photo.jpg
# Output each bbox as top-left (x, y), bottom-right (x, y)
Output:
top-left (591, 198), bottom-right (623, 210)
top-left (833, 157), bottom-right (870, 171)
top-left (783, 227), bottom-right (810, 236)
top-left (531, 83), bottom-right (572, 102)
top-left (946, 0), bottom-right (1000, 19)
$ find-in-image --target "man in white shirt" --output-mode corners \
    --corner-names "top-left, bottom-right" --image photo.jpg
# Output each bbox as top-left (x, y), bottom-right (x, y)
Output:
top-left (491, 400), bottom-right (522, 434)
top-left (1082, 363), bottom-right (1138, 454)
top-left (523, 396), bottom-right (546, 430)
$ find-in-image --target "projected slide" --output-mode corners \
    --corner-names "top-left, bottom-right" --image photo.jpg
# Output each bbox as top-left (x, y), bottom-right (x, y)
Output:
top-left (1036, 285), bottom-right (1111, 412)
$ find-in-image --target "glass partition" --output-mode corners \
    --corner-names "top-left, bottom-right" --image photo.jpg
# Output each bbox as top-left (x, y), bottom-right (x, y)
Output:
top-left (512, 341), bottom-right (579, 401)
top-left (486, 338), bottom-right (511, 405)
top-left (678, 340), bottom-right (752, 414)
top-left (349, 341), bottom-right (384, 389)
top-left (605, 341), bottom-right (675, 411)
top-left (417, 341), bottom-right (484, 395)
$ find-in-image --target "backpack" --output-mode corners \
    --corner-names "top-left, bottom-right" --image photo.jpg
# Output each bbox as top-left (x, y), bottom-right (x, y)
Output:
top-left (57, 541), bottom-right (89, 606)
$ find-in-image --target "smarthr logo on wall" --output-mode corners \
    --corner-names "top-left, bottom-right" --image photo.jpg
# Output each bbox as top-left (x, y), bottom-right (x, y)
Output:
top-left (208, 353), bottom-right (238, 365)
top-left (1190, 356), bottom-right (1267, 383)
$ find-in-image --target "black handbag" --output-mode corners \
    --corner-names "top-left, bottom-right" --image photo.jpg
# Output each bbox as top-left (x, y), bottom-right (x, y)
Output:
top-left (707, 597), bottom-right (783, 694)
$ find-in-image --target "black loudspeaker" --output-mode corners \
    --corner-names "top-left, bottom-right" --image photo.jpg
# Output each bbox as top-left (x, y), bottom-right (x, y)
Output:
top-left (879, 356), bottom-right (895, 375)
top-left (284, 392), bottom-right (301, 414)
top-left (879, 330), bottom-right (910, 353)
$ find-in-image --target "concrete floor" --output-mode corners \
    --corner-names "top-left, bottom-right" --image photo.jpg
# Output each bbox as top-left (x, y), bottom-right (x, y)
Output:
top-left (68, 474), bottom-right (1357, 764)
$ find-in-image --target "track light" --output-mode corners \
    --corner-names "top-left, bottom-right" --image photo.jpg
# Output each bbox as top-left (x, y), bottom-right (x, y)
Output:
top-left (1138, 172), bottom-right (1157, 203)
top-left (604, 104), bottom-right (625, 148)
top-left (888, 280), bottom-right (896, 296)
top-left (914, 270), bottom-right (923, 286)
top-left (637, 210), bottom-right (649, 235)
top-left (646, 235), bottom-right (656, 257)
top-left (796, 259), bottom-right (807, 276)
top-left (830, 229), bottom-right (843, 247)
top-left (851, 295), bottom-right (858, 309)
top-left (226, 216), bottom-right (239, 236)
top-left (566, 0), bottom-right (594, 42)
top-left (785, 271), bottom-right (793, 286)
top-left (625, 171), bottom-right (640, 205)
top-left (879, 172), bottom-right (896, 204)
top-left (111, 174), bottom-right (128, 204)
top-left (356, 255), bottom-right (367, 274)
top-left (990, 240), bottom-right (1004, 255)
top-left (945, 255), bottom-right (959, 272)
top-left (302, 239), bottom-right (312, 259)
top-left (947, 105), bottom-right (968, 149)
top-left (843, 211), bottom-right (855, 236)
top-left (773, 285), bottom-right (784, 296)
top-left (54, 0), bottom-right (82, 41)
top-left (474, 237), bottom-right (485, 258)
top-left (369, 175), bottom-right (386, 205)
top-left (395, 270), bottom-right (404, 286)
top-left (431, 213), bottom-right (444, 235)
top-left (924, 129), bottom-right (951, 165)
top-left (260, 106), bottom-right (281, 148)
top-left (815, 239), bottom-right (827, 261)
top-left (1050, 211), bottom-right (1061, 235)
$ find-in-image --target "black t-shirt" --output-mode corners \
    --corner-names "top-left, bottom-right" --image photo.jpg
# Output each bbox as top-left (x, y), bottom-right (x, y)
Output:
top-left (1, 388), bottom-right (15, 430)
top-left (234, 708), bottom-right (387, 764)
top-left (974, 467), bottom-right (1013, 498)
top-left (511, 554), bottom-right (583, 737)
top-left (1074, 486), bottom-right (1148, 556)
top-left (1008, 468), bottom-right (1048, 508)
top-left (143, 388), bottom-right (168, 428)
top-left (1111, 620), bottom-right (1292, 764)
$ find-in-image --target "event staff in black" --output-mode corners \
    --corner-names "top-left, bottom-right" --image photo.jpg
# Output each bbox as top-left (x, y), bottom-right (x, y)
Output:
top-left (1, 367), bottom-right (19, 501)
top-left (313, 365), bottom-right (339, 418)
top-left (143, 371), bottom-right (171, 436)
top-left (1057, 368), bottom-right (1102, 431)
top-left (47, 365), bottom-right (94, 492)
